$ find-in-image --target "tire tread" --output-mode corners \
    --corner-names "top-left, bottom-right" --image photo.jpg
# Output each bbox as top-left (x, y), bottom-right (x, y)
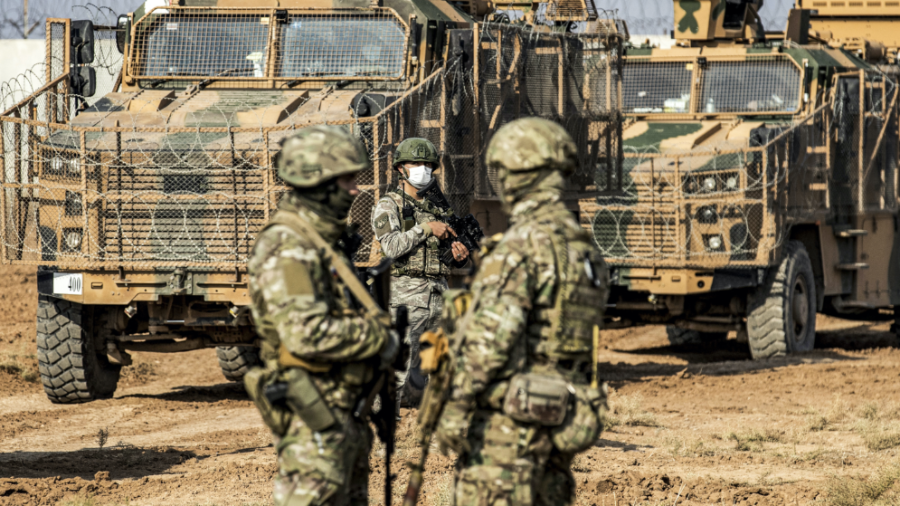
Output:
top-left (216, 346), bottom-right (261, 382)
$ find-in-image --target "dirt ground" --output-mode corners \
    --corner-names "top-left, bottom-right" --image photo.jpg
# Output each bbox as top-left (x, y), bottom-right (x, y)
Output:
top-left (2, 264), bottom-right (900, 506)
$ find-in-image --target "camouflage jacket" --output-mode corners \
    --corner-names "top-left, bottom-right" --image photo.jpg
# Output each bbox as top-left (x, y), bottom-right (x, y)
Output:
top-left (248, 192), bottom-right (387, 410)
top-left (372, 189), bottom-right (450, 308)
top-left (448, 190), bottom-right (608, 410)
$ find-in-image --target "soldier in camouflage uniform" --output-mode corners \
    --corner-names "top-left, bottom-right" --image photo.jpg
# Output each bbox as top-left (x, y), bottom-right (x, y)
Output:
top-left (371, 138), bottom-right (469, 411)
top-left (247, 125), bottom-right (397, 506)
top-left (435, 118), bottom-right (609, 506)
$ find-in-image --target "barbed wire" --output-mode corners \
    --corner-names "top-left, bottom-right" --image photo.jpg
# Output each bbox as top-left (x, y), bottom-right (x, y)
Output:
top-left (0, 13), bottom-right (623, 268)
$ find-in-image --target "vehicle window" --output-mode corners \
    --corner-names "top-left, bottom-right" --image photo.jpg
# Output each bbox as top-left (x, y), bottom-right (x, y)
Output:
top-left (699, 59), bottom-right (801, 113)
top-left (278, 13), bottom-right (406, 79)
top-left (623, 60), bottom-right (693, 114)
top-left (139, 14), bottom-right (270, 78)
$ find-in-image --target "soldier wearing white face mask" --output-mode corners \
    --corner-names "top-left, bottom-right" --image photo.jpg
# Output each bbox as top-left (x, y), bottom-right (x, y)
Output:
top-left (371, 138), bottom-right (469, 416)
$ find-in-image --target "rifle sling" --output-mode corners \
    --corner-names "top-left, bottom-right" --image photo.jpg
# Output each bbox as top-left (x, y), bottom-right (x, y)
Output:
top-left (269, 211), bottom-right (384, 319)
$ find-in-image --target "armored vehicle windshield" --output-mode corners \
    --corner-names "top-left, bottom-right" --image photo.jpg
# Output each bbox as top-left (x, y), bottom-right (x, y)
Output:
top-left (623, 55), bottom-right (802, 115)
top-left (130, 7), bottom-right (409, 88)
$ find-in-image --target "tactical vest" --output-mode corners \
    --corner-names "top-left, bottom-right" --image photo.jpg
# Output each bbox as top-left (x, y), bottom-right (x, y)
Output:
top-left (530, 215), bottom-right (608, 361)
top-left (384, 190), bottom-right (452, 279)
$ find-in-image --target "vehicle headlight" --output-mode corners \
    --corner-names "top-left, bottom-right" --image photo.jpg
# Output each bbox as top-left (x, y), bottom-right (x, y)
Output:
top-left (698, 206), bottom-right (718, 224)
top-left (707, 235), bottom-right (723, 251)
top-left (50, 157), bottom-right (79, 175)
top-left (726, 176), bottom-right (738, 189)
top-left (65, 230), bottom-right (82, 251)
top-left (702, 177), bottom-right (716, 192)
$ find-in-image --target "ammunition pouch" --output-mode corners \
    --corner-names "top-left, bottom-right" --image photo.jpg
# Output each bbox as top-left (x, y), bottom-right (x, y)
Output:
top-left (550, 382), bottom-right (607, 453)
top-left (502, 372), bottom-right (570, 426)
top-left (244, 366), bottom-right (291, 437)
top-left (384, 191), bottom-right (450, 278)
top-left (281, 367), bottom-right (337, 432)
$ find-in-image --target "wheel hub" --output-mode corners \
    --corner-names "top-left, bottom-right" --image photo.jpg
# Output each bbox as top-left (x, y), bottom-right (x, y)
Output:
top-left (791, 275), bottom-right (809, 342)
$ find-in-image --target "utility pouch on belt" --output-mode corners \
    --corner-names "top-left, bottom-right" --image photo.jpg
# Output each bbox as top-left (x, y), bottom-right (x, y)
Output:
top-left (244, 366), bottom-right (291, 437)
top-left (502, 372), bottom-right (570, 426)
top-left (283, 367), bottom-right (336, 432)
top-left (550, 382), bottom-right (608, 453)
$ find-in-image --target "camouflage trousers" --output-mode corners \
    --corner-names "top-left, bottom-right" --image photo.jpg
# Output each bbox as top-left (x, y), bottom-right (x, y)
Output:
top-left (273, 406), bottom-right (371, 506)
top-left (455, 409), bottom-right (576, 506)
top-left (391, 291), bottom-right (443, 407)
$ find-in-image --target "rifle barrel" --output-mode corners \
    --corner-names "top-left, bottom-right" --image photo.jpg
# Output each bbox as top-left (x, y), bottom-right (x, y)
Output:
top-left (402, 465), bottom-right (424, 506)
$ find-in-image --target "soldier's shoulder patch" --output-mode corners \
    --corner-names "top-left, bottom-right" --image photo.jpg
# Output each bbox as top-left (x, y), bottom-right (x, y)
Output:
top-left (373, 214), bottom-right (390, 234)
top-left (278, 257), bottom-right (316, 296)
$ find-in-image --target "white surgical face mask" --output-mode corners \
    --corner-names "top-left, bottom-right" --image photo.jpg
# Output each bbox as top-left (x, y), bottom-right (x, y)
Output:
top-left (406, 165), bottom-right (433, 189)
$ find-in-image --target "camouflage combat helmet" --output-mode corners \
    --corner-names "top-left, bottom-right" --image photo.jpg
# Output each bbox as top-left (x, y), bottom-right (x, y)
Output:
top-left (392, 138), bottom-right (440, 168)
top-left (277, 125), bottom-right (369, 188)
top-left (485, 118), bottom-right (576, 174)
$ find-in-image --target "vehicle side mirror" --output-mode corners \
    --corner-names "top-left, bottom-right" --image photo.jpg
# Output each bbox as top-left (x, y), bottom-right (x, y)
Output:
top-left (70, 20), bottom-right (95, 64)
top-left (72, 67), bottom-right (97, 98)
top-left (116, 14), bottom-right (130, 54)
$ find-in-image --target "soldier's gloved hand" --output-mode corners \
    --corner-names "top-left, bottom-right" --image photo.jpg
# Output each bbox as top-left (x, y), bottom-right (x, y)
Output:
top-left (435, 400), bottom-right (472, 456)
top-left (378, 330), bottom-right (400, 371)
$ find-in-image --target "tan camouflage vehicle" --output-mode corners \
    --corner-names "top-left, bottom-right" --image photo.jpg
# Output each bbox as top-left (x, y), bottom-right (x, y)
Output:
top-left (0, 0), bottom-right (623, 402)
top-left (589, 0), bottom-right (900, 358)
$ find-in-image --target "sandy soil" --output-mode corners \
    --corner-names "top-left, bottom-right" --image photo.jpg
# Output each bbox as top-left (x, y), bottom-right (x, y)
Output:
top-left (2, 264), bottom-right (900, 505)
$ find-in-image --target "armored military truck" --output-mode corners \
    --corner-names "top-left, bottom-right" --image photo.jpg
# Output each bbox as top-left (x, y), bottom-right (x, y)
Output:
top-left (0, 0), bottom-right (623, 402)
top-left (588, 0), bottom-right (900, 358)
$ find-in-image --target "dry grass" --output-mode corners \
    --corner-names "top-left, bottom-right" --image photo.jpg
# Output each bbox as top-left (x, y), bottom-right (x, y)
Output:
top-left (726, 428), bottom-right (785, 452)
top-left (826, 464), bottom-right (900, 506)
top-left (803, 396), bottom-right (854, 432)
top-left (858, 424), bottom-right (900, 452)
top-left (603, 392), bottom-right (660, 429)
top-left (61, 496), bottom-right (101, 506)
top-left (0, 356), bottom-right (38, 383)
top-left (665, 436), bottom-right (718, 458)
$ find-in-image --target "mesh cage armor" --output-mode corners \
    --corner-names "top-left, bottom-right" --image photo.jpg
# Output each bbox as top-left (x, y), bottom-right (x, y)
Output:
top-left (531, 214), bottom-right (608, 362)
top-left (384, 190), bottom-right (452, 278)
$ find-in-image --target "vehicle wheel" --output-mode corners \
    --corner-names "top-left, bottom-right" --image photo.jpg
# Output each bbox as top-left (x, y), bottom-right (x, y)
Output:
top-left (36, 296), bottom-right (120, 403)
top-left (746, 240), bottom-right (816, 359)
top-left (216, 346), bottom-right (261, 382)
top-left (665, 326), bottom-right (728, 346)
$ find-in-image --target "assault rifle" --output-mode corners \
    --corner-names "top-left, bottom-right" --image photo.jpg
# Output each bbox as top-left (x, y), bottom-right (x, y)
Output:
top-left (354, 258), bottom-right (408, 506)
top-left (415, 179), bottom-right (485, 266)
top-left (402, 293), bottom-right (470, 506)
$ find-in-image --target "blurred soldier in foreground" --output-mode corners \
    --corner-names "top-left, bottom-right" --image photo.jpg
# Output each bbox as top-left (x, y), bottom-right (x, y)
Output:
top-left (371, 138), bottom-right (469, 413)
top-left (434, 118), bottom-right (609, 506)
top-left (244, 125), bottom-right (398, 506)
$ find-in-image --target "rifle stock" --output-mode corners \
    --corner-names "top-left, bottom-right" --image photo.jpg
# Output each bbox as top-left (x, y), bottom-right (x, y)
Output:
top-left (402, 329), bottom-right (453, 506)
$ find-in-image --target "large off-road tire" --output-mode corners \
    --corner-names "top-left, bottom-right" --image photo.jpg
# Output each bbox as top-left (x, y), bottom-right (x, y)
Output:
top-left (216, 346), bottom-right (261, 382)
top-left (746, 240), bottom-right (817, 359)
top-left (665, 326), bottom-right (728, 346)
top-left (37, 296), bottom-right (121, 403)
